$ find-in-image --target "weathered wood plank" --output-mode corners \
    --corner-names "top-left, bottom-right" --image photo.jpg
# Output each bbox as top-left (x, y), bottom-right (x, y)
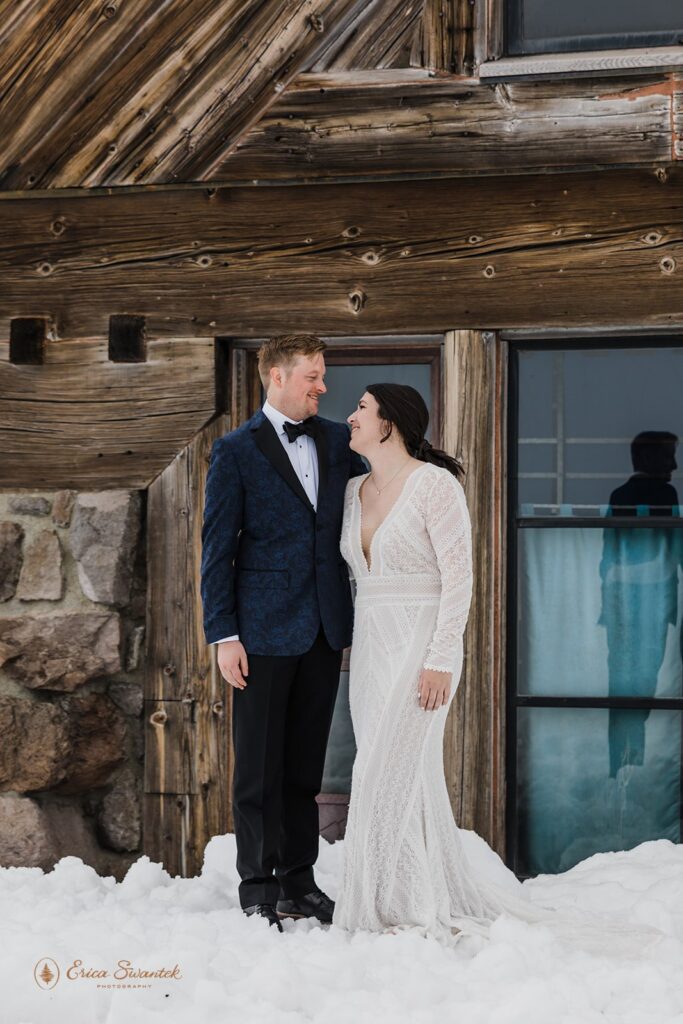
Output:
top-left (143, 788), bottom-right (232, 877)
top-left (144, 417), bottom-right (232, 875)
top-left (1, 169), bottom-right (683, 339)
top-left (307, 0), bottom-right (423, 71)
top-left (0, 337), bottom-right (215, 488)
top-left (0, 0), bottom-right (370, 190)
top-left (224, 72), bottom-right (676, 180)
top-left (479, 45), bottom-right (683, 81)
top-left (418, 0), bottom-right (473, 75)
top-left (442, 330), bottom-right (507, 857)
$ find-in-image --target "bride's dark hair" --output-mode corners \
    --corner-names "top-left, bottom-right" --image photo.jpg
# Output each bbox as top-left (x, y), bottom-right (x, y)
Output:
top-left (365, 382), bottom-right (465, 481)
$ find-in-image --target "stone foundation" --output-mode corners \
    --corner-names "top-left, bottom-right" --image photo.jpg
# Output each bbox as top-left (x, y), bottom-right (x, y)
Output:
top-left (0, 489), bottom-right (146, 880)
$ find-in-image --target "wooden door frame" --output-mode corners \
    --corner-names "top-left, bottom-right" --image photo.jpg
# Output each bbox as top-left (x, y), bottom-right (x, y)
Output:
top-left (225, 331), bottom-right (509, 859)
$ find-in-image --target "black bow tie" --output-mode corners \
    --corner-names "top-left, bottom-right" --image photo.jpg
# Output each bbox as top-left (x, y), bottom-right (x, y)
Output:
top-left (283, 418), bottom-right (319, 443)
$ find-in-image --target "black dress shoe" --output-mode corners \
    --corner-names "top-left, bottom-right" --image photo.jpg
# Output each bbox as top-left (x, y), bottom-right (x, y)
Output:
top-left (276, 889), bottom-right (335, 924)
top-left (243, 903), bottom-right (284, 932)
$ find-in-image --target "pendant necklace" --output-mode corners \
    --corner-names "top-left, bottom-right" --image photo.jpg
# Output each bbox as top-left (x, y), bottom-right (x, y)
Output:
top-left (369, 459), bottom-right (412, 495)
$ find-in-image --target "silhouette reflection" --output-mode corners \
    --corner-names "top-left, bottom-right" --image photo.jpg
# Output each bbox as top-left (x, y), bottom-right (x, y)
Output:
top-left (598, 431), bottom-right (682, 778)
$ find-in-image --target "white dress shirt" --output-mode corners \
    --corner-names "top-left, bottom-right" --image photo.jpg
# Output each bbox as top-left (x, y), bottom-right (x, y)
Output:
top-left (211, 399), bottom-right (320, 645)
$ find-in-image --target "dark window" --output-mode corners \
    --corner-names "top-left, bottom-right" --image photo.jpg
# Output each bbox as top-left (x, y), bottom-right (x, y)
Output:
top-left (508, 339), bottom-right (683, 877)
top-left (506, 0), bottom-right (683, 56)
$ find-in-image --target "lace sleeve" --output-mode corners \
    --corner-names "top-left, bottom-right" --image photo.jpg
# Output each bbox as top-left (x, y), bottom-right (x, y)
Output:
top-left (422, 469), bottom-right (474, 674)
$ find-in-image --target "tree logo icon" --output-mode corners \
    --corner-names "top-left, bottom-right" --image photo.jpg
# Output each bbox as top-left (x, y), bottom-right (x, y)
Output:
top-left (34, 958), bottom-right (60, 989)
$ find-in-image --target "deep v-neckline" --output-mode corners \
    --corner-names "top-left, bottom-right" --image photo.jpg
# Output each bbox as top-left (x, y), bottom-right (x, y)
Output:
top-left (355, 462), bottom-right (429, 575)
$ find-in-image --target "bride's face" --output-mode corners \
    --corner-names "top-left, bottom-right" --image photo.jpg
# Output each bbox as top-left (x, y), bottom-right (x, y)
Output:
top-left (347, 392), bottom-right (383, 453)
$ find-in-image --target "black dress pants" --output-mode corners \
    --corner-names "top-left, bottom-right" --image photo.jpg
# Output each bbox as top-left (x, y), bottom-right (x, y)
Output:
top-left (231, 624), bottom-right (342, 909)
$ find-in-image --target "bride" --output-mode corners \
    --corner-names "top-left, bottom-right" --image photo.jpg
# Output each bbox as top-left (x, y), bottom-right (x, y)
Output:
top-left (332, 382), bottom-right (666, 956)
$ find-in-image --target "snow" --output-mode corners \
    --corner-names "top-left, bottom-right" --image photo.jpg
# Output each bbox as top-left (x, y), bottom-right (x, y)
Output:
top-left (3, 830), bottom-right (683, 1024)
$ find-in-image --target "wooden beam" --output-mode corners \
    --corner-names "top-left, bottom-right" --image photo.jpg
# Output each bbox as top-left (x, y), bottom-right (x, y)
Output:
top-left (0, 0), bottom-right (371, 190)
top-left (222, 71), bottom-right (678, 180)
top-left (1, 169), bottom-right (683, 339)
top-left (0, 337), bottom-right (215, 488)
top-left (442, 330), bottom-right (507, 857)
top-left (144, 416), bottom-right (232, 875)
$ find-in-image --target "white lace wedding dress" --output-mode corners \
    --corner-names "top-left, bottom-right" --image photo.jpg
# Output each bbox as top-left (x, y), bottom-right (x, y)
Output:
top-left (332, 461), bottom-right (666, 956)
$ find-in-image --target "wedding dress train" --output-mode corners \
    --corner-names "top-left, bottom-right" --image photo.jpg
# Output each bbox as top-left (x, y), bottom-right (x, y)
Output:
top-left (332, 462), bottom-right (666, 957)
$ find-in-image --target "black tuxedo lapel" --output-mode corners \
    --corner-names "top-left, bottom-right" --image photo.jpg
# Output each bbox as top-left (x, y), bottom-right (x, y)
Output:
top-left (252, 415), bottom-right (315, 513)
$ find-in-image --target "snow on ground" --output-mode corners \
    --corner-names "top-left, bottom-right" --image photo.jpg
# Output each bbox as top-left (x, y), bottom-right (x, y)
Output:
top-left (2, 830), bottom-right (683, 1024)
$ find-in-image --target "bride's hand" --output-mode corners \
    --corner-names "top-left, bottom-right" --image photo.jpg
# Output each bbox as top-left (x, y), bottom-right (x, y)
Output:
top-left (417, 668), bottom-right (452, 711)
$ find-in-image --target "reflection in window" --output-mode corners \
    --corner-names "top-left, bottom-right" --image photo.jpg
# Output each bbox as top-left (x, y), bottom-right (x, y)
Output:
top-left (512, 342), bottom-right (683, 876)
top-left (517, 349), bottom-right (683, 517)
top-left (518, 528), bottom-right (683, 700)
top-left (516, 708), bottom-right (681, 876)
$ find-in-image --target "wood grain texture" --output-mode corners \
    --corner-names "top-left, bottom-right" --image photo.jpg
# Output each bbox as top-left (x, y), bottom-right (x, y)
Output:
top-left (0, 0), bottom-right (370, 190)
top-left (2, 168), bottom-right (683, 340)
top-left (417, 0), bottom-right (473, 75)
top-left (144, 416), bottom-right (232, 875)
top-left (0, 336), bottom-right (215, 488)
top-left (306, 0), bottom-right (423, 71)
top-left (442, 330), bottom-right (507, 856)
top-left (224, 72), bottom-right (677, 180)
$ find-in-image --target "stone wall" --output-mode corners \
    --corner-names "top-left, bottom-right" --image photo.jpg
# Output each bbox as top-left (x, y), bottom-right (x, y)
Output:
top-left (0, 489), bottom-right (146, 880)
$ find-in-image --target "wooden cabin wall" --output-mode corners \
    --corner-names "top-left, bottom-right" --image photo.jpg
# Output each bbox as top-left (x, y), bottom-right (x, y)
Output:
top-left (443, 330), bottom-right (508, 853)
top-left (145, 417), bottom-right (231, 877)
top-left (1, 168), bottom-right (682, 343)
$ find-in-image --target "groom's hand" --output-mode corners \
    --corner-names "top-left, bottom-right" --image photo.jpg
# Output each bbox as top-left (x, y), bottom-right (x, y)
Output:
top-left (217, 640), bottom-right (249, 690)
top-left (417, 668), bottom-right (452, 711)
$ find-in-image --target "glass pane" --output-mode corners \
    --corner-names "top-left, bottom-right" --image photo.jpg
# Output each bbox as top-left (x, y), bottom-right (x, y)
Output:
top-left (321, 363), bottom-right (432, 440)
top-left (321, 359), bottom-right (434, 793)
top-left (517, 347), bottom-right (683, 517)
top-left (507, 0), bottom-right (683, 55)
top-left (518, 527), bottom-right (683, 698)
top-left (516, 707), bottom-right (681, 875)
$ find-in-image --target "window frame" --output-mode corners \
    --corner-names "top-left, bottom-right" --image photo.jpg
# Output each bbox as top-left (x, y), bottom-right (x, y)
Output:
top-left (475, 0), bottom-right (683, 81)
top-left (506, 333), bottom-right (683, 877)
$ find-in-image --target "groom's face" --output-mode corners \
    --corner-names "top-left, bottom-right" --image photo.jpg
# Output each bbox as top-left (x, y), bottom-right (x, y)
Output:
top-left (271, 352), bottom-right (327, 420)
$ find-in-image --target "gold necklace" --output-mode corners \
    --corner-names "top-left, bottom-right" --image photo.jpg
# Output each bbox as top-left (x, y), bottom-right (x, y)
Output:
top-left (369, 459), bottom-right (412, 495)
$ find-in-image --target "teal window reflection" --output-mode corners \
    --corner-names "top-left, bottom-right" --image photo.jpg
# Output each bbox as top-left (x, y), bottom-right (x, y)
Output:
top-left (511, 340), bottom-right (683, 877)
top-left (516, 708), bottom-right (681, 876)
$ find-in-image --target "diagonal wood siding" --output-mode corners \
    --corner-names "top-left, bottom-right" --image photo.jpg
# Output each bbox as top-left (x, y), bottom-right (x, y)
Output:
top-left (0, 0), bottom-right (370, 190)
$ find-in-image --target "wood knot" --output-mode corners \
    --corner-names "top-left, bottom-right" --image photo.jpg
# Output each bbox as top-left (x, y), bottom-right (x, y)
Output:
top-left (51, 219), bottom-right (66, 236)
top-left (163, 663), bottom-right (176, 676)
top-left (212, 701), bottom-right (224, 716)
top-left (308, 13), bottom-right (324, 31)
top-left (361, 250), bottom-right (380, 265)
top-left (348, 289), bottom-right (367, 314)
top-left (102, 2), bottom-right (117, 18)
top-left (483, 264), bottom-right (495, 278)
top-left (342, 226), bottom-right (361, 238)
top-left (468, 235), bottom-right (482, 244)
top-left (660, 256), bottom-right (676, 275)
top-left (197, 255), bottom-right (212, 267)
top-left (642, 231), bottom-right (662, 245)
top-left (150, 709), bottom-right (167, 726)
top-left (37, 262), bottom-right (53, 276)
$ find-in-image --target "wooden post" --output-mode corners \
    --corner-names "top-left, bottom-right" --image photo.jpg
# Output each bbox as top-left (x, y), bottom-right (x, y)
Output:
top-left (442, 329), bottom-right (508, 858)
top-left (144, 414), bottom-right (232, 877)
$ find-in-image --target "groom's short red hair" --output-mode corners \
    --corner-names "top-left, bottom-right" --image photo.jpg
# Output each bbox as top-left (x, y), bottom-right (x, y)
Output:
top-left (258, 334), bottom-right (327, 389)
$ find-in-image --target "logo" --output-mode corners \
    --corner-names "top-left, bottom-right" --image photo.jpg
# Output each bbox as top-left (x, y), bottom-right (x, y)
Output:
top-left (34, 958), bottom-right (60, 989)
top-left (33, 957), bottom-right (183, 991)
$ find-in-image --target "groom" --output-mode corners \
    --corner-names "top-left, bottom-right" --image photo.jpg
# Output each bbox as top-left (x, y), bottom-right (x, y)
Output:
top-left (200, 334), bottom-right (366, 931)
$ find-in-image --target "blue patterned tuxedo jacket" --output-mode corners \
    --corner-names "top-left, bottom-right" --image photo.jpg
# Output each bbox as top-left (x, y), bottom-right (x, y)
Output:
top-left (200, 408), bottom-right (367, 655)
